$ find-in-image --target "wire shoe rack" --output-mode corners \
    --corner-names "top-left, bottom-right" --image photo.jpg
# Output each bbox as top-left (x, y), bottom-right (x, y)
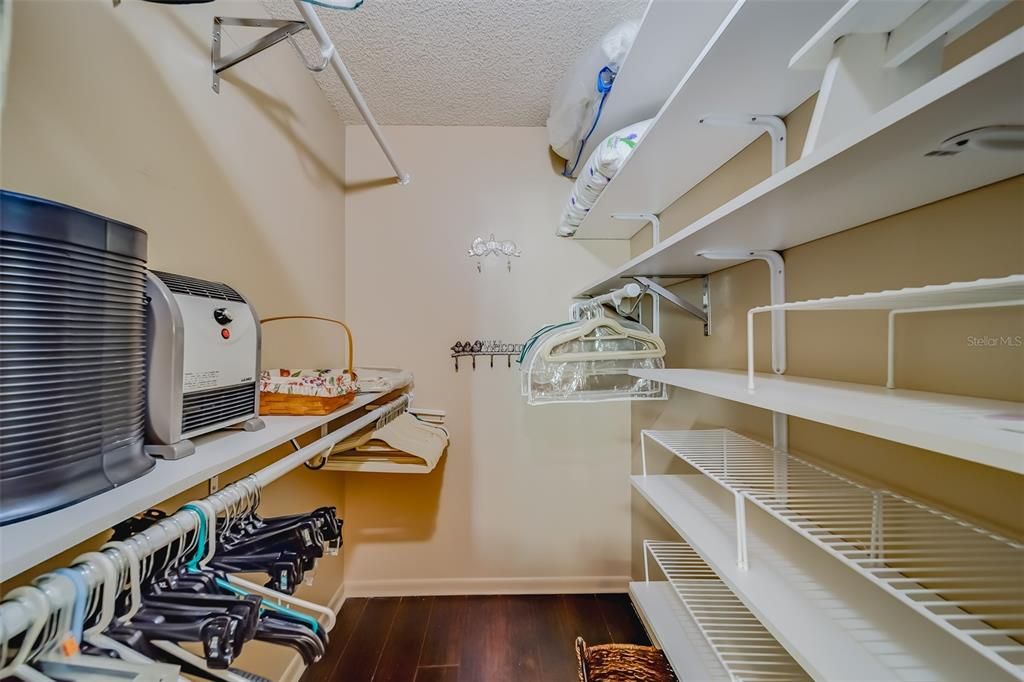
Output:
top-left (640, 429), bottom-right (1024, 678)
top-left (643, 540), bottom-right (810, 681)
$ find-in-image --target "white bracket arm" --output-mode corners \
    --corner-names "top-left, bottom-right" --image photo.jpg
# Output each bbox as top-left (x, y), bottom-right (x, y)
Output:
top-left (701, 249), bottom-right (786, 451)
top-left (612, 213), bottom-right (661, 244)
top-left (699, 250), bottom-right (786, 381)
top-left (699, 115), bottom-right (787, 175)
top-left (787, 0), bottom-right (1005, 157)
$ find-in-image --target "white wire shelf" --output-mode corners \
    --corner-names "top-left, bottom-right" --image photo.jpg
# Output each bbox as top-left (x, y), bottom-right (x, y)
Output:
top-left (630, 581), bottom-right (732, 682)
top-left (744, 275), bottom-right (1024, 390)
top-left (630, 368), bottom-right (1024, 474)
top-left (751, 275), bottom-right (1024, 313)
top-left (641, 429), bottom-right (1024, 678)
top-left (643, 540), bottom-right (810, 682)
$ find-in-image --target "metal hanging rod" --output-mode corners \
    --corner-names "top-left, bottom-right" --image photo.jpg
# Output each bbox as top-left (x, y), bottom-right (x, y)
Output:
top-left (0, 392), bottom-right (411, 648)
top-left (209, 2), bottom-right (411, 185)
top-left (575, 277), bottom-right (711, 337)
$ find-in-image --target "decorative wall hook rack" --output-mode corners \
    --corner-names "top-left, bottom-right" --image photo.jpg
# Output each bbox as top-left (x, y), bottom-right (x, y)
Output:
top-left (468, 235), bottom-right (521, 272)
top-left (451, 340), bottom-right (525, 371)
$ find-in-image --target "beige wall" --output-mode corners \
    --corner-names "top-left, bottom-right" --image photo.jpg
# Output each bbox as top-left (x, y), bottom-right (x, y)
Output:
top-left (342, 125), bottom-right (633, 594)
top-left (1, 1), bottom-right (348, 677)
top-left (629, 9), bottom-right (1024, 579)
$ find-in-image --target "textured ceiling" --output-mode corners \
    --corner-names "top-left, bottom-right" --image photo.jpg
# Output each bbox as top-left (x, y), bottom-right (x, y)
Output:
top-left (261, 0), bottom-right (648, 126)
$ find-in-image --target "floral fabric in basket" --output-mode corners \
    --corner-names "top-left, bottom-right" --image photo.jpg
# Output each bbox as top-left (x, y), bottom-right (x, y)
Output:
top-left (260, 369), bottom-right (357, 398)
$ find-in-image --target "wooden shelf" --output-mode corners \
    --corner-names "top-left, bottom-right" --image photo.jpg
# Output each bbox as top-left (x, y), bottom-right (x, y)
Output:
top-left (566, 0), bottom-right (735, 179)
top-left (630, 368), bottom-right (1024, 473)
top-left (570, 0), bottom-right (844, 239)
top-left (632, 474), bottom-right (1017, 681)
top-left (577, 29), bottom-right (1024, 293)
top-left (0, 392), bottom-right (388, 581)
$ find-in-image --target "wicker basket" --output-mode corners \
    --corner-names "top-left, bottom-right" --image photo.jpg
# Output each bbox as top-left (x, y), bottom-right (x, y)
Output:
top-left (576, 637), bottom-right (676, 682)
top-left (259, 316), bottom-right (357, 416)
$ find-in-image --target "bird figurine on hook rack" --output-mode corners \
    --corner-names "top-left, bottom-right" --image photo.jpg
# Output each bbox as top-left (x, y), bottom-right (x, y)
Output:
top-left (468, 234), bottom-right (521, 272)
top-left (451, 339), bottom-right (525, 371)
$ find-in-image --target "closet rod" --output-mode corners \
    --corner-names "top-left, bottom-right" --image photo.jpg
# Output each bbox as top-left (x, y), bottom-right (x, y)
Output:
top-left (0, 392), bottom-right (410, 646)
top-left (292, 0), bottom-right (411, 185)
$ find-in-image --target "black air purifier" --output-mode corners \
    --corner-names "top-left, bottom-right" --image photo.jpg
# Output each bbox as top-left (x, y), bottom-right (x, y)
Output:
top-left (0, 190), bottom-right (154, 525)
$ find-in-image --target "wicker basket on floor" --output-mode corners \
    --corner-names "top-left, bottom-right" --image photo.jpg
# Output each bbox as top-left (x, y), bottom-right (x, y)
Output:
top-left (576, 637), bottom-right (676, 682)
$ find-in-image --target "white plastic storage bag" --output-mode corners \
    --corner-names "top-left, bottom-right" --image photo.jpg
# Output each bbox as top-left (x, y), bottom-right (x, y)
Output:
top-left (547, 20), bottom-right (640, 164)
top-left (519, 318), bottom-right (668, 405)
top-left (557, 118), bottom-right (652, 237)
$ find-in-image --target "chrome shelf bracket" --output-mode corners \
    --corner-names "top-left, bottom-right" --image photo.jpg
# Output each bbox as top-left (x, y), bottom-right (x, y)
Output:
top-left (632, 275), bottom-right (711, 337)
top-left (211, 17), bottom-right (310, 94)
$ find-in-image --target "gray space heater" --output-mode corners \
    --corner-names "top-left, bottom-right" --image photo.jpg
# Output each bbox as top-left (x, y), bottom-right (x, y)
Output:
top-left (145, 270), bottom-right (264, 459)
top-left (0, 190), bottom-right (154, 525)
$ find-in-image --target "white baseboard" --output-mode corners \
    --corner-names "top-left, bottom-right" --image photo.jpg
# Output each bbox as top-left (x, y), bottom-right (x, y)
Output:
top-left (342, 575), bottom-right (631, 598)
top-left (280, 579), bottom-right (349, 682)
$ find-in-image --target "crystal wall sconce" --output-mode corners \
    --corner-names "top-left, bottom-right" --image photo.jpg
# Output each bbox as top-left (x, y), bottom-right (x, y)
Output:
top-left (468, 234), bottom-right (521, 272)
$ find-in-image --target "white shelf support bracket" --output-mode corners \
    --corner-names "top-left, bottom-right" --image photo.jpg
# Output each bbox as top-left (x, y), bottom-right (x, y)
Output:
top-left (701, 249), bottom-right (787, 450)
top-left (632, 276), bottom-right (711, 337)
top-left (734, 492), bottom-right (749, 571)
top-left (699, 115), bottom-right (787, 175)
top-left (785, 0), bottom-right (1007, 157)
top-left (640, 430), bottom-right (649, 478)
top-left (612, 213), bottom-right (662, 244)
top-left (699, 250), bottom-right (785, 379)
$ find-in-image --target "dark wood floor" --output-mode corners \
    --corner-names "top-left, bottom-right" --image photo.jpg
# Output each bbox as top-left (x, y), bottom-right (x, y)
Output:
top-left (303, 594), bottom-right (650, 682)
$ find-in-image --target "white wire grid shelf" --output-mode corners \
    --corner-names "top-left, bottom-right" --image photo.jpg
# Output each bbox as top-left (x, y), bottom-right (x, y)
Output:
top-left (745, 274), bottom-right (1024, 390)
top-left (641, 429), bottom-right (1024, 678)
top-left (643, 540), bottom-right (810, 682)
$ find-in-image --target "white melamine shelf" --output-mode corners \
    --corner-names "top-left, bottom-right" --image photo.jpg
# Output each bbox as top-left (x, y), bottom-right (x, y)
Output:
top-left (628, 581), bottom-right (731, 682)
top-left (0, 391), bottom-right (388, 581)
top-left (642, 429), bottom-right (1024, 677)
top-left (572, 0), bottom-right (841, 239)
top-left (642, 540), bottom-right (809, 682)
top-left (566, 0), bottom-right (736, 180)
top-left (630, 368), bottom-right (1024, 474)
top-left (577, 29), bottom-right (1024, 293)
top-left (632, 474), bottom-right (1020, 681)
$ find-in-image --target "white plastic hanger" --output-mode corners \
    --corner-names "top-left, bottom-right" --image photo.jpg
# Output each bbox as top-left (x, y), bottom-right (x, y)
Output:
top-left (0, 585), bottom-right (54, 681)
top-left (539, 317), bottom-right (666, 362)
top-left (34, 556), bottom-right (179, 681)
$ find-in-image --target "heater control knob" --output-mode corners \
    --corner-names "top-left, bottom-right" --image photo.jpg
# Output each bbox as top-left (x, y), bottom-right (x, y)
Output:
top-left (213, 308), bottom-right (233, 325)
